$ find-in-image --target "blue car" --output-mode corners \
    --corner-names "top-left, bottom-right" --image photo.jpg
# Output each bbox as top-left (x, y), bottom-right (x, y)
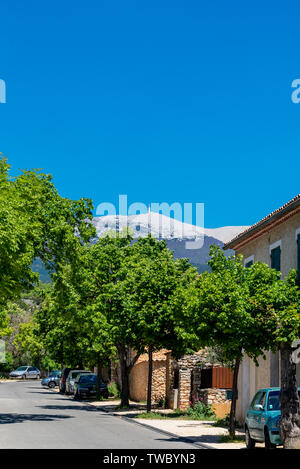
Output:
top-left (41, 370), bottom-right (62, 388)
top-left (245, 387), bottom-right (300, 449)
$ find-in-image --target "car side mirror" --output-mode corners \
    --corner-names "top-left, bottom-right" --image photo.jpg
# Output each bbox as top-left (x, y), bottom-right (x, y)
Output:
top-left (254, 404), bottom-right (264, 410)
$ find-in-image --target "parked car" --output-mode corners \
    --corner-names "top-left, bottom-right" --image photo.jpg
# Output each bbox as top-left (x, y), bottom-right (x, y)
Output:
top-left (245, 387), bottom-right (300, 449)
top-left (41, 370), bottom-right (62, 388)
top-left (9, 366), bottom-right (40, 380)
top-left (74, 373), bottom-right (109, 400)
top-left (65, 370), bottom-right (92, 395)
top-left (59, 367), bottom-right (72, 393)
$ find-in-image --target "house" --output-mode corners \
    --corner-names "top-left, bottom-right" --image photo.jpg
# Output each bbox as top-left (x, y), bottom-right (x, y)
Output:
top-left (111, 348), bottom-right (234, 418)
top-left (224, 193), bottom-right (300, 422)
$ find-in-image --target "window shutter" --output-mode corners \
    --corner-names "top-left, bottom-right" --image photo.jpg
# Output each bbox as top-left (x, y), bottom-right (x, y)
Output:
top-left (271, 246), bottom-right (281, 272)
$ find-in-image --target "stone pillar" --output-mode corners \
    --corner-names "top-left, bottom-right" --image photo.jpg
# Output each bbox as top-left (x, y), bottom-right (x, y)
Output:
top-left (178, 368), bottom-right (191, 410)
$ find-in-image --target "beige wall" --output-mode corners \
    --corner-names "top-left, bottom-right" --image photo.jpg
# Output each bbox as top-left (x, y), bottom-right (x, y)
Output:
top-left (236, 212), bottom-right (300, 277)
top-left (235, 212), bottom-right (300, 422)
top-left (129, 353), bottom-right (168, 403)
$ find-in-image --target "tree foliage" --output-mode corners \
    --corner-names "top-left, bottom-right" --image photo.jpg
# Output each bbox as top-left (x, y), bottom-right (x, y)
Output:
top-left (0, 155), bottom-right (95, 306)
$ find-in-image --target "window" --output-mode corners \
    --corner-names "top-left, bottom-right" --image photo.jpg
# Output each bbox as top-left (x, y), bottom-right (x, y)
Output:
top-left (250, 392), bottom-right (261, 409)
top-left (244, 255), bottom-right (254, 268)
top-left (173, 369), bottom-right (179, 389)
top-left (251, 391), bottom-right (266, 410)
top-left (200, 368), bottom-right (212, 388)
top-left (270, 241), bottom-right (281, 271)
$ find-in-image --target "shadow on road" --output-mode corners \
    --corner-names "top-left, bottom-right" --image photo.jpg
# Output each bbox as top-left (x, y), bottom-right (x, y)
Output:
top-left (37, 404), bottom-right (100, 413)
top-left (0, 413), bottom-right (73, 425)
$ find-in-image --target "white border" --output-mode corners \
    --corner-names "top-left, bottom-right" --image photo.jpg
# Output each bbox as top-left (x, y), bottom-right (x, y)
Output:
top-left (244, 255), bottom-right (254, 266)
top-left (269, 240), bottom-right (282, 255)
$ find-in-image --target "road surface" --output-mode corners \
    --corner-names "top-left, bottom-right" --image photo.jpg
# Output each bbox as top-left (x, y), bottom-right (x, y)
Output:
top-left (0, 381), bottom-right (200, 449)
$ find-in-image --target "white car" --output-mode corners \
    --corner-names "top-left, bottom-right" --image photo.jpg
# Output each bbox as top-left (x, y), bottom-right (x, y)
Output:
top-left (9, 366), bottom-right (40, 380)
top-left (65, 370), bottom-right (92, 394)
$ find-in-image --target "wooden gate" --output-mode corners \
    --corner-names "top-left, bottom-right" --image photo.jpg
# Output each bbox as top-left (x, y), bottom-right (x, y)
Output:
top-left (211, 366), bottom-right (233, 389)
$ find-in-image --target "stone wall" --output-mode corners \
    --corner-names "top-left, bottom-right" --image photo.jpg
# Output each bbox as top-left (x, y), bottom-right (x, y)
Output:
top-left (129, 350), bottom-right (168, 404)
top-left (178, 368), bottom-right (191, 410)
top-left (198, 388), bottom-right (231, 419)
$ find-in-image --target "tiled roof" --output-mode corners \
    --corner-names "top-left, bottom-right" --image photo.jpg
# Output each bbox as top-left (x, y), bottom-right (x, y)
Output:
top-left (224, 194), bottom-right (300, 250)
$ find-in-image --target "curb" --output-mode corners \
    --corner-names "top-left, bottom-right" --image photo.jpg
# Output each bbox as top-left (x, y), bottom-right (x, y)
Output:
top-left (47, 388), bottom-right (215, 450)
top-left (94, 405), bottom-right (215, 450)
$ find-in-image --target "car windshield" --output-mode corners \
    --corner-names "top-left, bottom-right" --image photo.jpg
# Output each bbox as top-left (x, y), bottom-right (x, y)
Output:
top-left (267, 390), bottom-right (300, 410)
top-left (79, 375), bottom-right (97, 384)
top-left (49, 371), bottom-right (61, 377)
top-left (16, 366), bottom-right (27, 371)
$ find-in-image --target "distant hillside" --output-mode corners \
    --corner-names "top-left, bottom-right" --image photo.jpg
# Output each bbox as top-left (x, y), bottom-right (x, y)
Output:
top-left (31, 258), bottom-right (52, 283)
top-left (31, 214), bottom-right (248, 281)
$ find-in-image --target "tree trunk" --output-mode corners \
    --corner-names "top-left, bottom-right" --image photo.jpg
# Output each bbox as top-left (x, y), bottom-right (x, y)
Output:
top-left (279, 344), bottom-right (300, 449)
top-left (147, 345), bottom-right (153, 413)
top-left (118, 345), bottom-right (141, 408)
top-left (229, 357), bottom-right (240, 438)
top-left (96, 356), bottom-right (103, 398)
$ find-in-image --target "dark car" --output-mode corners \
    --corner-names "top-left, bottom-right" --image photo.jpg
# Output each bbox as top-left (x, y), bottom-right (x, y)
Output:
top-left (41, 370), bottom-right (62, 388)
top-left (74, 374), bottom-right (108, 400)
top-left (59, 367), bottom-right (72, 393)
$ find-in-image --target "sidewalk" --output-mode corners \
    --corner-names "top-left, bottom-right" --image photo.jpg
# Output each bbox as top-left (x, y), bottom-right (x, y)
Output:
top-left (86, 399), bottom-right (252, 449)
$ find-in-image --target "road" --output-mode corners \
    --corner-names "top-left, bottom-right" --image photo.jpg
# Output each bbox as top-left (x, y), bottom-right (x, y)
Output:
top-left (0, 381), bottom-right (199, 449)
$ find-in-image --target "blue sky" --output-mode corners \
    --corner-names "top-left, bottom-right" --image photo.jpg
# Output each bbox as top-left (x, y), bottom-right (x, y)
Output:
top-left (0, 1), bottom-right (299, 227)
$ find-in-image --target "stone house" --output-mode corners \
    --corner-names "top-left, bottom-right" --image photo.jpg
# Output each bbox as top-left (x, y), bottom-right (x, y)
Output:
top-left (224, 193), bottom-right (300, 422)
top-left (112, 348), bottom-right (234, 418)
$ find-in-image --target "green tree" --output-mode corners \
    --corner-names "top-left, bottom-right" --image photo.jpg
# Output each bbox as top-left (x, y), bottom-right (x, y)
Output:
top-left (176, 246), bottom-right (280, 437)
top-left (268, 270), bottom-right (300, 449)
top-left (119, 236), bottom-right (198, 411)
top-left (0, 155), bottom-right (95, 307)
top-left (12, 286), bottom-right (60, 370)
top-left (44, 257), bottom-right (117, 395)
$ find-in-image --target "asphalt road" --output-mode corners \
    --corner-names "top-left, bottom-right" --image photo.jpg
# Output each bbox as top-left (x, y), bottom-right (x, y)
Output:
top-left (0, 381), bottom-right (200, 449)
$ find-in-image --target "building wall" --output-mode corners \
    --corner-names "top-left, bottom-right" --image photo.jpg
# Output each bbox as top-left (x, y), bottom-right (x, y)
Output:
top-left (235, 212), bottom-right (300, 422)
top-left (236, 212), bottom-right (300, 277)
top-left (198, 388), bottom-right (232, 419)
top-left (129, 351), bottom-right (168, 403)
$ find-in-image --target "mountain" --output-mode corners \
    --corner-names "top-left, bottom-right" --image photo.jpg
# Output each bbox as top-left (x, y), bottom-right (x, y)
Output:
top-left (33, 213), bottom-right (248, 282)
top-left (93, 212), bottom-right (249, 272)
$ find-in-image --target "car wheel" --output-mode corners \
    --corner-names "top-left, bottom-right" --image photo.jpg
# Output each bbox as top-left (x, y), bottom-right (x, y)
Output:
top-left (264, 428), bottom-right (276, 449)
top-left (74, 391), bottom-right (80, 401)
top-left (22, 374), bottom-right (26, 380)
top-left (36, 374), bottom-right (40, 380)
top-left (48, 381), bottom-right (56, 389)
top-left (245, 426), bottom-right (256, 449)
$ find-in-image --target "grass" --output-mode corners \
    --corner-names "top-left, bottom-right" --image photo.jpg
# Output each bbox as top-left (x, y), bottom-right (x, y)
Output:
top-left (136, 410), bottom-right (216, 421)
top-left (219, 434), bottom-right (245, 444)
top-left (213, 415), bottom-right (243, 429)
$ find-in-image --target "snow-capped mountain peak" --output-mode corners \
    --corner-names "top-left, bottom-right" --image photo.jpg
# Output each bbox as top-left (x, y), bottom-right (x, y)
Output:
top-left (93, 212), bottom-right (248, 243)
